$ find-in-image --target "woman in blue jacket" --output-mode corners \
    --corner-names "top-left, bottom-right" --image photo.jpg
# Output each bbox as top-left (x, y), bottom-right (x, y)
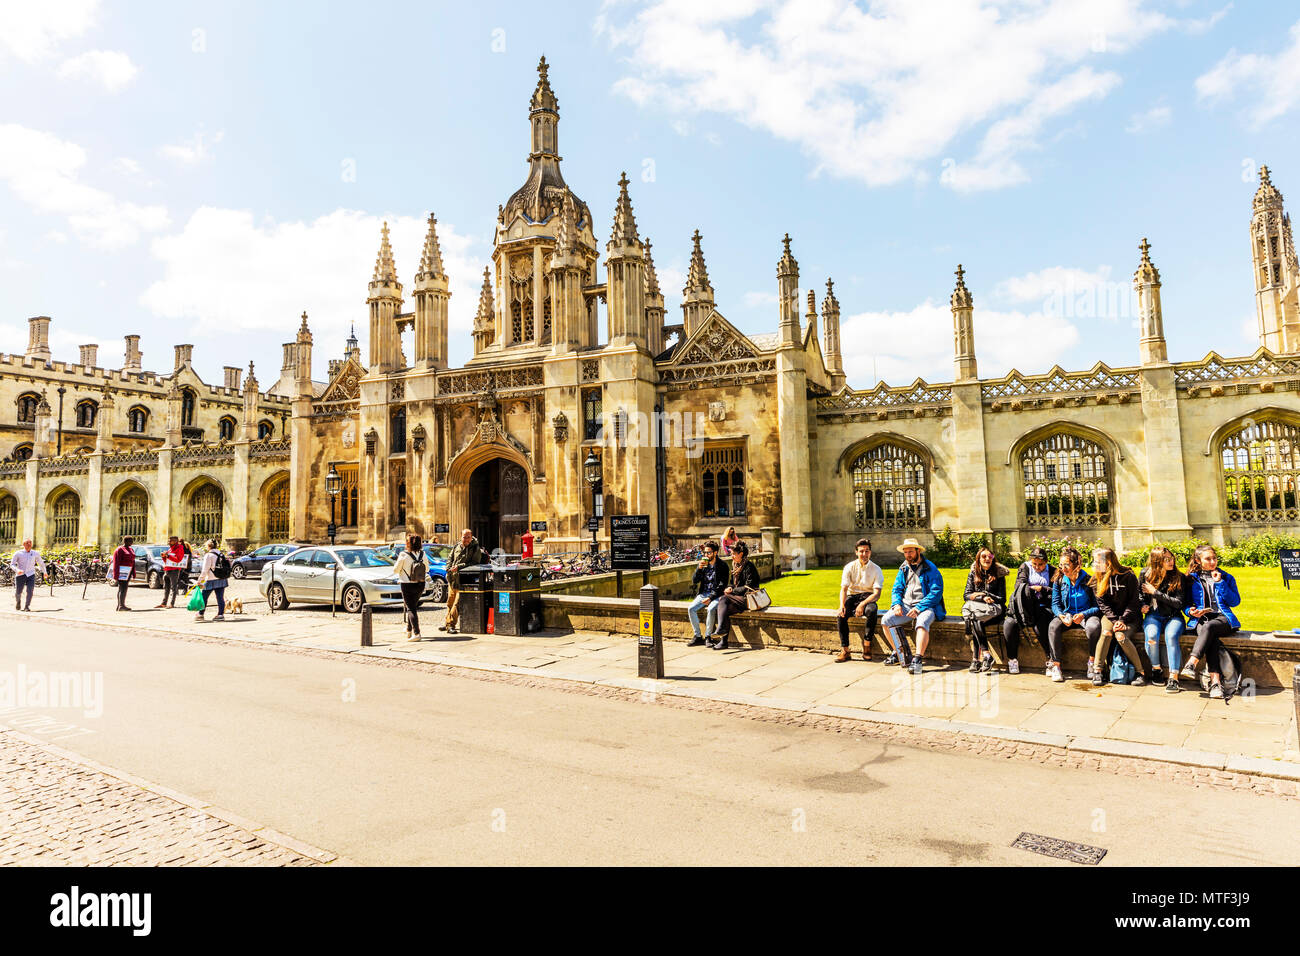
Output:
top-left (1047, 546), bottom-right (1101, 683)
top-left (1179, 545), bottom-right (1242, 700)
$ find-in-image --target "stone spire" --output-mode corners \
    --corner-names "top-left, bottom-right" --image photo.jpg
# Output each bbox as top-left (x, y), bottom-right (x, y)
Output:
top-left (681, 229), bottom-right (715, 338)
top-left (643, 237), bottom-right (666, 355)
top-left (805, 289), bottom-right (818, 344)
top-left (372, 221), bottom-right (397, 282)
top-left (241, 361), bottom-right (260, 441)
top-left (345, 324), bottom-right (360, 363)
top-left (531, 55), bottom-right (558, 114)
top-left (1255, 165), bottom-right (1283, 210)
top-left (1133, 239), bottom-right (1167, 365)
top-left (821, 278), bottom-right (845, 388)
top-left (473, 267), bottom-right (496, 354)
top-left (413, 213), bottom-right (451, 368)
top-left (777, 233), bottom-right (800, 346)
top-left (643, 237), bottom-right (661, 299)
top-left (367, 221), bottom-right (403, 372)
top-left (417, 213), bottom-right (446, 280)
top-left (610, 172), bottom-right (639, 245)
top-left (295, 311), bottom-right (313, 397)
top-left (951, 265), bottom-right (977, 380)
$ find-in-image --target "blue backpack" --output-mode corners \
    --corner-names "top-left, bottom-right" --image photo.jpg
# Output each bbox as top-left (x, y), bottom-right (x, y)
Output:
top-left (1108, 644), bottom-right (1136, 685)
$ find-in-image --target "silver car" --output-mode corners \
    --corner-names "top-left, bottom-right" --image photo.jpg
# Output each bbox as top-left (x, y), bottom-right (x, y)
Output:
top-left (259, 546), bottom-right (403, 614)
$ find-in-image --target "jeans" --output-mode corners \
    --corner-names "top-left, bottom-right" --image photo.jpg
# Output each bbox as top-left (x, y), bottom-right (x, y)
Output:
top-left (1143, 613), bottom-right (1184, 673)
top-left (1044, 614), bottom-right (1102, 664)
top-left (200, 580), bottom-right (226, 616)
top-left (1095, 618), bottom-right (1146, 676)
top-left (881, 607), bottom-right (937, 656)
top-left (14, 573), bottom-right (35, 609)
top-left (687, 595), bottom-right (719, 638)
top-left (163, 568), bottom-right (183, 606)
top-left (838, 594), bottom-right (878, 648)
top-left (116, 580), bottom-right (130, 610)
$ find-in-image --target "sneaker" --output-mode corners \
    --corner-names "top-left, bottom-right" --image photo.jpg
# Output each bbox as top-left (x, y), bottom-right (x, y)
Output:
top-left (1051, 663), bottom-right (1064, 683)
top-left (1165, 679), bottom-right (1181, 694)
top-left (1092, 674), bottom-right (1105, 687)
top-left (968, 659), bottom-right (981, 673)
top-left (1208, 682), bottom-right (1224, 700)
top-left (1179, 663), bottom-right (1198, 681)
top-left (980, 656), bottom-right (995, 674)
top-left (1151, 666), bottom-right (1164, 683)
top-left (1086, 659), bottom-right (1097, 681)
top-left (883, 652), bottom-right (899, 666)
top-left (1007, 659), bottom-right (1020, 675)
top-left (213, 614), bottom-right (225, 622)
top-left (194, 614), bottom-right (204, 622)
top-left (686, 636), bottom-right (706, 647)
top-left (1132, 674), bottom-right (1146, 687)
top-left (910, 656), bottom-right (923, 675)
top-left (1045, 663), bottom-right (1054, 677)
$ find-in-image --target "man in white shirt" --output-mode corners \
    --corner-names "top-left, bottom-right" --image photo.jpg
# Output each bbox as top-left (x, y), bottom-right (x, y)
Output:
top-left (10, 539), bottom-right (46, 611)
top-left (836, 538), bottom-right (883, 662)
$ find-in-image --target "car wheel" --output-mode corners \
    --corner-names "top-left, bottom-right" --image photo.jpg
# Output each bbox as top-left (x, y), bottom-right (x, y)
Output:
top-left (342, 584), bottom-right (364, 614)
top-left (427, 578), bottom-right (448, 604)
top-left (148, 570), bottom-right (161, 589)
top-left (231, 563), bottom-right (246, 579)
top-left (268, 583), bottom-right (289, 611)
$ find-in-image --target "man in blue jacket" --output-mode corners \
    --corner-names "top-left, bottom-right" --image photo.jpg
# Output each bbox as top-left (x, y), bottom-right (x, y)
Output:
top-left (882, 538), bottom-right (946, 675)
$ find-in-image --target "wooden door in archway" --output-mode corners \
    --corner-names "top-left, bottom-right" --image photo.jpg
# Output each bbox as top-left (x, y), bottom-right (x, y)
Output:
top-left (499, 462), bottom-right (528, 556)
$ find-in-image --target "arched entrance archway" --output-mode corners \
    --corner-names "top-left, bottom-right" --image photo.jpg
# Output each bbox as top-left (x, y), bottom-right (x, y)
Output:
top-left (468, 458), bottom-right (529, 554)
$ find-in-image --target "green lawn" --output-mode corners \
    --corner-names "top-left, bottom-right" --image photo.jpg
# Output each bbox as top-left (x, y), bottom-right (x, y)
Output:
top-left (765, 566), bottom-right (1300, 634)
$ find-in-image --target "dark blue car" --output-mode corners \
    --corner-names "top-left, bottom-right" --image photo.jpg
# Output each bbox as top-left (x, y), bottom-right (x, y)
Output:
top-left (372, 542), bottom-right (450, 603)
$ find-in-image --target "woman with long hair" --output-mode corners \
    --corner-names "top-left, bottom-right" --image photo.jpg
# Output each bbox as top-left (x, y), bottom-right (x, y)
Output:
top-left (1047, 546), bottom-right (1101, 683)
top-left (962, 546), bottom-right (1008, 673)
top-left (1090, 548), bottom-right (1147, 686)
top-left (719, 526), bottom-right (739, 558)
top-left (394, 532), bottom-right (427, 641)
top-left (710, 540), bottom-right (760, 650)
top-left (1179, 545), bottom-right (1242, 700)
top-left (1140, 547), bottom-right (1186, 693)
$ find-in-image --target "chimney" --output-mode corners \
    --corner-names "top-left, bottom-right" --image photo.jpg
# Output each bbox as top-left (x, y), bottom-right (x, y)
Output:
top-left (223, 366), bottom-right (243, 390)
top-left (174, 344), bottom-right (193, 371)
top-left (26, 316), bottom-right (52, 362)
top-left (123, 335), bottom-right (142, 373)
top-left (281, 342), bottom-right (297, 371)
top-left (79, 343), bottom-right (99, 367)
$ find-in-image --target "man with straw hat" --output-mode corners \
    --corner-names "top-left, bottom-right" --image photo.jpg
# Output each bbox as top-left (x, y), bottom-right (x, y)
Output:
top-left (882, 537), bottom-right (946, 675)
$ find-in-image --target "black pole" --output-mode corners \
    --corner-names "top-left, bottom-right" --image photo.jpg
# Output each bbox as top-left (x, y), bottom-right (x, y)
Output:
top-left (330, 495), bottom-right (337, 546)
top-left (56, 386), bottom-right (66, 456)
top-left (269, 562), bottom-right (275, 615)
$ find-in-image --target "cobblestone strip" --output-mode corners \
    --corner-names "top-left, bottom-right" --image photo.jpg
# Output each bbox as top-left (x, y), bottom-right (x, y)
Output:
top-left (0, 730), bottom-right (347, 866)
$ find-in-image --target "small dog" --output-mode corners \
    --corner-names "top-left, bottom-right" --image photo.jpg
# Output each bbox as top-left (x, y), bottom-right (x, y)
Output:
top-left (226, 597), bottom-right (244, 615)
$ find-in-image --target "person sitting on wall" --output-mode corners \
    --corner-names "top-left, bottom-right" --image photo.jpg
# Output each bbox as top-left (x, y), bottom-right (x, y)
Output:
top-left (1179, 545), bottom-right (1242, 701)
top-left (1090, 548), bottom-right (1148, 687)
top-left (719, 526), bottom-right (739, 558)
top-left (881, 538), bottom-right (946, 675)
top-left (709, 540), bottom-right (760, 650)
top-left (836, 538), bottom-right (883, 663)
top-left (686, 541), bottom-right (728, 647)
top-left (1047, 546), bottom-right (1100, 683)
top-left (439, 528), bottom-right (484, 635)
top-left (1139, 547), bottom-right (1187, 693)
top-left (1005, 546), bottom-right (1055, 676)
top-left (961, 546), bottom-right (1008, 673)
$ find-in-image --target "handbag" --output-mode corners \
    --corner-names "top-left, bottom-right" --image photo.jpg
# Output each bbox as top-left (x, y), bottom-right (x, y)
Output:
top-left (962, 598), bottom-right (999, 623)
top-left (745, 588), bottom-right (772, 612)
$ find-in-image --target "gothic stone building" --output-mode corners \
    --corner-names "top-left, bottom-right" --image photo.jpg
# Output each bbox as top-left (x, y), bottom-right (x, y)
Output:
top-left (4, 58), bottom-right (1300, 566)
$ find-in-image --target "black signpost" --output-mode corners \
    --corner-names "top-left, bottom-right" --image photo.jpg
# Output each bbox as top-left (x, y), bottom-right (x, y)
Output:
top-left (611, 514), bottom-right (651, 597)
top-left (1280, 549), bottom-right (1300, 589)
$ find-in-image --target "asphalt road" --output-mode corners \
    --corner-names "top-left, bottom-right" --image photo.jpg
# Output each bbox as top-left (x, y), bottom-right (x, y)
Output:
top-left (3, 619), bottom-right (1297, 866)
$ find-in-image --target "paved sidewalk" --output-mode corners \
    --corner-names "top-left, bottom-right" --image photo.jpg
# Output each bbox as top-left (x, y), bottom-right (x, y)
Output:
top-left (10, 579), bottom-right (1300, 774)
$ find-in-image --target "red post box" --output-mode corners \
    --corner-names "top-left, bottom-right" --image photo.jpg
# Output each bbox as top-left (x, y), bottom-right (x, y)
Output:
top-left (521, 530), bottom-right (534, 560)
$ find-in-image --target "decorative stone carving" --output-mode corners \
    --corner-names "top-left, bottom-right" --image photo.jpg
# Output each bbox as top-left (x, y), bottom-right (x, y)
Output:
top-left (342, 421), bottom-right (356, 449)
top-left (390, 380), bottom-right (405, 402)
top-left (581, 359), bottom-right (600, 383)
top-left (411, 424), bottom-right (427, 454)
top-left (708, 401), bottom-right (726, 422)
top-left (552, 412), bottom-right (569, 442)
top-left (364, 428), bottom-right (378, 456)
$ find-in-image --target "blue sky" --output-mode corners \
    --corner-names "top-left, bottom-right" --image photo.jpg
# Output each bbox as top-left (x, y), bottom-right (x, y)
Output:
top-left (0, 0), bottom-right (1297, 388)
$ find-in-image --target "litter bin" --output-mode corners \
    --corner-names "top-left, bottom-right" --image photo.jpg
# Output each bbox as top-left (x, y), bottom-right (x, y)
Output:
top-left (456, 564), bottom-right (494, 634)
top-left (493, 563), bottom-right (542, 636)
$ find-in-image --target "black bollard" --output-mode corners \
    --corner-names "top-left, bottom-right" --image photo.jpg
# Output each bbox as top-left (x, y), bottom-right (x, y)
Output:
top-left (360, 604), bottom-right (373, 647)
top-left (638, 584), bottom-right (664, 679)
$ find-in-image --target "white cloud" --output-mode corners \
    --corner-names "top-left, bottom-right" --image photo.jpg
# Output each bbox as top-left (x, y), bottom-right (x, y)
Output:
top-left (599, 0), bottom-right (1173, 191)
top-left (0, 0), bottom-right (100, 62)
top-left (140, 207), bottom-right (489, 368)
top-left (840, 298), bottom-right (1082, 385)
top-left (160, 128), bottom-right (224, 165)
top-left (44, 230), bottom-right (68, 243)
top-left (1195, 20), bottom-right (1300, 127)
top-left (1125, 103), bottom-right (1171, 133)
top-left (994, 264), bottom-right (1139, 322)
top-left (1184, 3), bottom-right (1231, 35)
top-left (56, 49), bottom-right (137, 91)
top-left (0, 124), bottom-right (169, 248)
top-left (112, 157), bottom-right (142, 175)
top-left (742, 289), bottom-right (777, 308)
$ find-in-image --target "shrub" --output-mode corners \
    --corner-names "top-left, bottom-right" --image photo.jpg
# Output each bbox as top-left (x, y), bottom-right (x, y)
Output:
top-left (1019, 534), bottom-right (1107, 567)
top-left (928, 526), bottom-right (1016, 568)
top-left (1121, 538), bottom-right (1206, 568)
top-left (1220, 530), bottom-right (1300, 567)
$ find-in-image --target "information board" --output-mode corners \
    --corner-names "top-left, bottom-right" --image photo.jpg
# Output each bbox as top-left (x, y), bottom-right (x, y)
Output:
top-left (433, 523), bottom-right (450, 534)
top-left (530, 521), bottom-right (548, 532)
top-left (610, 514), bottom-right (651, 571)
top-left (1280, 548), bottom-right (1300, 589)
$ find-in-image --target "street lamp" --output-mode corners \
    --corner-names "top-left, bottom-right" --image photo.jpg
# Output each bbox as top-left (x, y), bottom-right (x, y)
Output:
top-left (325, 463), bottom-right (341, 546)
top-left (583, 450), bottom-right (601, 555)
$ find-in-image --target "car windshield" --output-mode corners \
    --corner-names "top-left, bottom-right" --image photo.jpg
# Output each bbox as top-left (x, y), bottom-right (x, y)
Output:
top-left (147, 546), bottom-right (166, 557)
top-left (426, 546), bottom-right (451, 561)
top-left (334, 549), bottom-right (392, 569)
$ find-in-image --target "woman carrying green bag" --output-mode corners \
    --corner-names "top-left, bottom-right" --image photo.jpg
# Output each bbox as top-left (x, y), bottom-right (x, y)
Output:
top-left (186, 584), bottom-right (205, 612)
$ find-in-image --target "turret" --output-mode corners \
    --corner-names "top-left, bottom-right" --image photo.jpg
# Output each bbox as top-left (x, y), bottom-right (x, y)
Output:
top-left (548, 192), bottom-right (586, 353)
top-left (805, 290), bottom-right (818, 346)
top-left (777, 234), bottom-right (800, 346)
top-left (821, 279), bottom-right (845, 389)
top-left (1252, 165), bottom-right (1300, 353)
top-left (412, 213), bottom-right (450, 368)
top-left (951, 265), bottom-right (977, 381)
top-left (681, 230), bottom-right (715, 338)
top-left (472, 267), bottom-right (496, 354)
top-left (240, 362), bottom-right (260, 441)
top-left (644, 237), bottom-right (665, 356)
top-left (295, 311), bottom-right (314, 397)
top-left (367, 221), bottom-right (404, 372)
top-left (96, 389), bottom-right (115, 453)
top-left (606, 172), bottom-right (646, 347)
top-left (1133, 239), bottom-right (1167, 365)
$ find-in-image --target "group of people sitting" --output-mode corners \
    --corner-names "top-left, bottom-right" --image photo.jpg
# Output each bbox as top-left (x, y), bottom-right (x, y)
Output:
top-left (834, 537), bottom-right (1243, 700)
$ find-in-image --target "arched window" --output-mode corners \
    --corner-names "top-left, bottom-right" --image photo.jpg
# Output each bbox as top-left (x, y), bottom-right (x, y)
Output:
top-left (128, 406), bottom-right (148, 433)
top-left (189, 483), bottom-right (224, 542)
top-left (1020, 432), bottom-right (1111, 527)
top-left (258, 420), bottom-right (274, 440)
top-left (700, 444), bottom-right (746, 519)
top-left (390, 407), bottom-right (406, 453)
top-left (49, 490), bottom-right (80, 546)
top-left (12, 444), bottom-right (33, 462)
top-left (218, 416), bottom-right (236, 441)
top-left (264, 476), bottom-right (290, 540)
top-left (850, 441), bottom-right (929, 530)
top-left (0, 494), bottom-right (17, 545)
top-left (1221, 417), bottom-right (1300, 523)
top-left (17, 393), bottom-right (40, 424)
top-left (541, 296), bottom-right (552, 345)
top-left (75, 399), bottom-right (97, 429)
top-left (117, 486), bottom-right (148, 539)
top-left (181, 389), bottom-right (197, 428)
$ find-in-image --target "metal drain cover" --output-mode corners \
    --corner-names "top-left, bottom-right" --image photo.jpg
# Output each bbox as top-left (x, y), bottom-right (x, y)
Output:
top-left (1012, 832), bottom-right (1107, 865)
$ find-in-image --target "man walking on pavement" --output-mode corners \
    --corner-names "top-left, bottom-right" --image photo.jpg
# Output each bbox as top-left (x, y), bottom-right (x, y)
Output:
top-left (439, 528), bottom-right (484, 635)
top-left (10, 539), bottom-right (45, 611)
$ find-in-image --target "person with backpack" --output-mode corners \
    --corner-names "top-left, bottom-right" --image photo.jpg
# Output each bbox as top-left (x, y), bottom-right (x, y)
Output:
top-left (1090, 548), bottom-right (1148, 687)
top-left (395, 533), bottom-right (428, 641)
top-left (109, 535), bottom-right (137, 611)
top-left (195, 538), bottom-right (230, 622)
top-left (961, 546), bottom-right (1008, 673)
top-left (1004, 546), bottom-right (1055, 676)
top-left (881, 538), bottom-right (946, 675)
top-left (1179, 545), bottom-right (1242, 700)
top-left (1139, 547), bottom-right (1187, 693)
top-left (1047, 546), bottom-right (1100, 683)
